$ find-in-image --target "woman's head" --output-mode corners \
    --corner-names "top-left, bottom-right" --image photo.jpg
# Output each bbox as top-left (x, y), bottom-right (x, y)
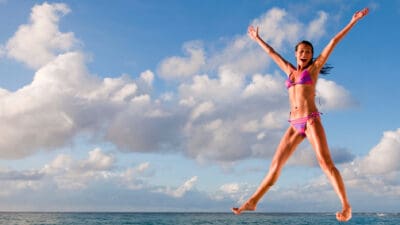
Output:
top-left (295, 40), bottom-right (314, 54)
top-left (295, 40), bottom-right (314, 69)
top-left (295, 40), bottom-right (332, 74)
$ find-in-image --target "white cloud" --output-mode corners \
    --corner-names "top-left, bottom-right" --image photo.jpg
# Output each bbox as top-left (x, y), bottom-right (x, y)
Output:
top-left (242, 72), bottom-right (285, 100)
top-left (5, 2), bottom-right (77, 69)
top-left (358, 129), bottom-right (400, 175)
top-left (179, 68), bottom-right (244, 104)
top-left (158, 41), bottom-right (205, 79)
top-left (334, 128), bottom-right (400, 196)
top-left (157, 176), bottom-right (198, 198)
top-left (140, 70), bottom-right (154, 86)
top-left (0, 52), bottom-right (99, 158)
top-left (306, 11), bottom-right (328, 41)
top-left (0, 3), bottom-right (178, 158)
top-left (316, 78), bottom-right (357, 110)
top-left (84, 148), bottom-right (115, 170)
top-left (41, 148), bottom-right (115, 190)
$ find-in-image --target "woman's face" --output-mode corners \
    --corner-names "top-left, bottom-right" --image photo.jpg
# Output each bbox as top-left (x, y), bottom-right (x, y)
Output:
top-left (295, 44), bottom-right (313, 68)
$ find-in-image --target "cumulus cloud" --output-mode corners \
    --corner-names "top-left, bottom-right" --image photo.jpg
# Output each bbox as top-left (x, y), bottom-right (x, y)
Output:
top-left (139, 70), bottom-right (154, 87)
top-left (0, 3), bottom-right (179, 158)
top-left (5, 2), bottom-right (76, 69)
top-left (0, 49), bottom-right (181, 158)
top-left (41, 148), bottom-right (115, 190)
top-left (316, 78), bottom-right (357, 110)
top-left (0, 52), bottom-right (97, 158)
top-left (339, 128), bottom-right (400, 196)
top-left (179, 67), bottom-right (245, 104)
top-left (358, 129), bottom-right (400, 175)
top-left (242, 72), bottom-right (285, 100)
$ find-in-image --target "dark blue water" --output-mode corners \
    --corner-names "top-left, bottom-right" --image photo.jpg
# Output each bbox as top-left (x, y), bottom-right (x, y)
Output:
top-left (0, 212), bottom-right (398, 225)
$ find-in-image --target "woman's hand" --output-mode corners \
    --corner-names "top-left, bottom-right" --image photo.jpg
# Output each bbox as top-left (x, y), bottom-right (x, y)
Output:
top-left (351, 8), bottom-right (369, 23)
top-left (247, 25), bottom-right (259, 41)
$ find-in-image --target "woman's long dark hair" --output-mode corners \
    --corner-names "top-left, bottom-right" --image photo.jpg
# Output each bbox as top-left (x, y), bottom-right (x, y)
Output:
top-left (295, 40), bottom-right (333, 75)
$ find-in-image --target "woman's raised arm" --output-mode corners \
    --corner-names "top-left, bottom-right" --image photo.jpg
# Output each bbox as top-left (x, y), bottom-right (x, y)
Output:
top-left (314, 8), bottom-right (369, 71)
top-left (248, 26), bottom-right (294, 76)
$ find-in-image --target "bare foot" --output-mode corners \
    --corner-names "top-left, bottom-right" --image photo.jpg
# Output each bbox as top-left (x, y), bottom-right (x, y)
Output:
top-left (231, 200), bottom-right (257, 215)
top-left (336, 205), bottom-right (352, 222)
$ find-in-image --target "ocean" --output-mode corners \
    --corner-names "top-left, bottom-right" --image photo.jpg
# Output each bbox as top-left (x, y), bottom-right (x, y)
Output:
top-left (0, 212), bottom-right (398, 225)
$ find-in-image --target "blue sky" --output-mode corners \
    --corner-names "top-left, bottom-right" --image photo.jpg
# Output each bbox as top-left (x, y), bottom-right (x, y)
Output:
top-left (0, 0), bottom-right (399, 212)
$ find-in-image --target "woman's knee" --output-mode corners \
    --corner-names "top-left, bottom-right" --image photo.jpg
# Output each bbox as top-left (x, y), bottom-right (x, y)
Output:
top-left (318, 158), bottom-right (337, 175)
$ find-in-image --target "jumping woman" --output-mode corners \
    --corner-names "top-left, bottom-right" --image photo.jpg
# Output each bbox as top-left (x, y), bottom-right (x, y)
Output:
top-left (232, 8), bottom-right (369, 222)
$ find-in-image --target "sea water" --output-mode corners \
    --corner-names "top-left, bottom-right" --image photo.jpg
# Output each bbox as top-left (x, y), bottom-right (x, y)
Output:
top-left (0, 212), bottom-right (398, 225)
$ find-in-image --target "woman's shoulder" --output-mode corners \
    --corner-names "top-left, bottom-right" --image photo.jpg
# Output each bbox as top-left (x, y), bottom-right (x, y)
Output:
top-left (307, 64), bottom-right (321, 77)
top-left (286, 65), bottom-right (297, 76)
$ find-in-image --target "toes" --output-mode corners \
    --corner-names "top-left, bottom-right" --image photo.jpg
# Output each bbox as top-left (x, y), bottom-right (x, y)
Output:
top-left (231, 208), bottom-right (241, 215)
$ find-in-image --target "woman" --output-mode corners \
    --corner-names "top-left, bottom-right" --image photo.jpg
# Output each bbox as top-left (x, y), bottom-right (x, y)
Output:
top-left (232, 8), bottom-right (369, 222)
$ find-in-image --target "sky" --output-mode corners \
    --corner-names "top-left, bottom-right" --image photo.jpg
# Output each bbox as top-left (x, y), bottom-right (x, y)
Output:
top-left (0, 0), bottom-right (399, 212)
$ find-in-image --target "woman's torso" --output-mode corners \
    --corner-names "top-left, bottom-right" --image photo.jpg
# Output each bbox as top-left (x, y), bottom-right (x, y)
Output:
top-left (286, 68), bottom-right (318, 119)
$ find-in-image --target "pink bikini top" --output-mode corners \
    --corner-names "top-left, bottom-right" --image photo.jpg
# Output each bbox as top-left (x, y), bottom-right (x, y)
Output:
top-left (285, 70), bottom-right (313, 89)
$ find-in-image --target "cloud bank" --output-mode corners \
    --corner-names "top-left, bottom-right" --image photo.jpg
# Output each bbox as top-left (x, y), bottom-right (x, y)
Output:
top-left (1, 128), bottom-right (399, 211)
top-left (1, 3), bottom-right (354, 163)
